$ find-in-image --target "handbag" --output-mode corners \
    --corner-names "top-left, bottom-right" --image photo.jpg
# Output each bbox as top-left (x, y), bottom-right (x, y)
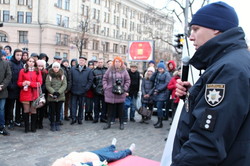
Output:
top-left (138, 106), bottom-right (152, 118)
top-left (32, 82), bottom-right (46, 108)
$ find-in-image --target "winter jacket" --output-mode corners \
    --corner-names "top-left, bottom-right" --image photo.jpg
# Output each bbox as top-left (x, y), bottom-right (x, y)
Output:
top-left (0, 58), bottom-right (12, 99)
top-left (127, 69), bottom-right (140, 97)
top-left (172, 27), bottom-right (250, 166)
top-left (92, 66), bottom-right (107, 95)
top-left (141, 77), bottom-right (154, 104)
top-left (103, 66), bottom-right (131, 104)
top-left (45, 68), bottom-right (67, 102)
top-left (70, 65), bottom-right (93, 96)
top-left (17, 69), bottom-right (43, 102)
top-left (7, 56), bottom-right (24, 99)
top-left (150, 71), bottom-right (171, 101)
top-left (167, 75), bottom-right (180, 104)
top-left (48, 64), bottom-right (71, 92)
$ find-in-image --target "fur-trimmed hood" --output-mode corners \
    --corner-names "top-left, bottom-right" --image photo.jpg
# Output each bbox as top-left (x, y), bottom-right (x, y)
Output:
top-left (48, 68), bottom-right (64, 79)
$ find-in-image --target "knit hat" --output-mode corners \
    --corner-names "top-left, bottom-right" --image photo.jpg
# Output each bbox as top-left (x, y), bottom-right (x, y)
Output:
top-left (147, 66), bottom-right (155, 73)
top-left (148, 60), bottom-right (155, 65)
top-left (36, 60), bottom-right (46, 68)
top-left (52, 62), bottom-right (61, 68)
top-left (4, 45), bottom-right (12, 53)
top-left (157, 62), bottom-right (166, 70)
top-left (31, 53), bottom-right (39, 58)
top-left (190, 1), bottom-right (238, 32)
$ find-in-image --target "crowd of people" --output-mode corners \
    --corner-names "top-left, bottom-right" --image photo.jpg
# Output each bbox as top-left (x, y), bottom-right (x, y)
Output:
top-left (0, 44), bottom-right (180, 136)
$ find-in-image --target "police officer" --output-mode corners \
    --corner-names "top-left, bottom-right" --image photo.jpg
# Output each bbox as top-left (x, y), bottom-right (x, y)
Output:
top-left (172, 2), bottom-right (250, 166)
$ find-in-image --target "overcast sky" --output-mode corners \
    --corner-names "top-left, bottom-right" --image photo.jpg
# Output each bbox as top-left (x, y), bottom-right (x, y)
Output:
top-left (142, 0), bottom-right (250, 42)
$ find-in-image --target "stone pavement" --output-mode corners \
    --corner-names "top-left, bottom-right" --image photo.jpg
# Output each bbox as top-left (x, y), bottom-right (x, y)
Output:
top-left (0, 113), bottom-right (171, 166)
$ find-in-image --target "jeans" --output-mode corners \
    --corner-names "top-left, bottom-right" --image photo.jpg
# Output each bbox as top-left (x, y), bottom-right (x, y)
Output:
top-left (93, 95), bottom-right (107, 120)
top-left (0, 99), bottom-right (6, 127)
top-left (91, 145), bottom-right (131, 162)
top-left (71, 94), bottom-right (85, 121)
top-left (124, 96), bottom-right (137, 120)
top-left (85, 97), bottom-right (94, 113)
top-left (156, 101), bottom-right (164, 118)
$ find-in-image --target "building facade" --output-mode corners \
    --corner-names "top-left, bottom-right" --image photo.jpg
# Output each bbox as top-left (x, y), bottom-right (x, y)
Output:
top-left (0, 0), bottom-right (174, 68)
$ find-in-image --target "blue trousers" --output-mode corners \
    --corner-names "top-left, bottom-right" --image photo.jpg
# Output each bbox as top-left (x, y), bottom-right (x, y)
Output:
top-left (0, 99), bottom-right (6, 127)
top-left (156, 101), bottom-right (164, 118)
top-left (124, 96), bottom-right (137, 120)
top-left (71, 94), bottom-right (85, 121)
top-left (91, 145), bottom-right (131, 162)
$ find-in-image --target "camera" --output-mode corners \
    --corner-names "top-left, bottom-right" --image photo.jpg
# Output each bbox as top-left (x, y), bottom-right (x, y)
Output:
top-left (115, 79), bottom-right (122, 85)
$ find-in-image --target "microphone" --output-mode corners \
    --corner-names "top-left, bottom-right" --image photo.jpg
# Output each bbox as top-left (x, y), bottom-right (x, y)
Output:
top-left (180, 56), bottom-right (190, 100)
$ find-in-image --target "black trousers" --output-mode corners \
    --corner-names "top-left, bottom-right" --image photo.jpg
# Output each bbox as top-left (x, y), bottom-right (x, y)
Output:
top-left (49, 101), bottom-right (63, 123)
top-left (5, 98), bottom-right (22, 123)
top-left (107, 103), bottom-right (124, 124)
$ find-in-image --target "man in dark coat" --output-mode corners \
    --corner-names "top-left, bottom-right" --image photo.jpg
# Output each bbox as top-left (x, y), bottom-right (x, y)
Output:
top-left (124, 62), bottom-right (140, 123)
top-left (172, 2), bottom-right (250, 166)
top-left (5, 49), bottom-right (24, 129)
top-left (70, 56), bottom-right (93, 125)
top-left (0, 50), bottom-right (12, 135)
top-left (92, 58), bottom-right (107, 123)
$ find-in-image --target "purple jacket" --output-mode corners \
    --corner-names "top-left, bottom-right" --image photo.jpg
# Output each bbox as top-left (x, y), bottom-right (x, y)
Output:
top-left (103, 66), bottom-right (130, 104)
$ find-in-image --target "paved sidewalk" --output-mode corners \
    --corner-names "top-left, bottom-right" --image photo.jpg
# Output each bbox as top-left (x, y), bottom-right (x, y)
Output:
top-left (0, 113), bottom-right (170, 166)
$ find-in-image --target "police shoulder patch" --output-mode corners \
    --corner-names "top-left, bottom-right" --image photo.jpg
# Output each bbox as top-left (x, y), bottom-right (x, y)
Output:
top-left (205, 84), bottom-right (225, 107)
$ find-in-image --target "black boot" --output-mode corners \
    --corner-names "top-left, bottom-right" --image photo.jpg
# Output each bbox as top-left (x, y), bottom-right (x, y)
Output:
top-left (119, 117), bottom-right (124, 130)
top-left (155, 118), bottom-right (163, 128)
top-left (51, 122), bottom-right (56, 132)
top-left (23, 113), bottom-right (29, 133)
top-left (103, 117), bottom-right (111, 130)
top-left (31, 114), bottom-right (37, 132)
top-left (55, 122), bottom-right (60, 131)
top-left (154, 117), bottom-right (160, 127)
top-left (89, 113), bottom-right (93, 121)
top-left (85, 112), bottom-right (88, 121)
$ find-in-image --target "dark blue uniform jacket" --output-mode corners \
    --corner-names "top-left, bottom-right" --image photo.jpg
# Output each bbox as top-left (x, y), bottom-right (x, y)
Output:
top-left (172, 27), bottom-right (250, 166)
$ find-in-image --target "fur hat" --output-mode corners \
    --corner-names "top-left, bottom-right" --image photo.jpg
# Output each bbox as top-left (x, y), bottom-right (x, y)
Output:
top-left (52, 62), bottom-right (61, 68)
top-left (147, 66), bottom-right (155, 73)
top-left (190, 1), bottom-right (238, 32)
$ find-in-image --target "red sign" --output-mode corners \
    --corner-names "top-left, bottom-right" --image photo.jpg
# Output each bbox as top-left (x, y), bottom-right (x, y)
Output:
top-left (128, 41), bottom-right (154, 61)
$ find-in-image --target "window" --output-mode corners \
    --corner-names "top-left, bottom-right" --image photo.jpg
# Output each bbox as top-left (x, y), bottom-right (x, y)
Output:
top-left (63, 16), bottom-right (69, 27)
top-left (121, 45), bottom-right (126, 54)
top-left (27, 0), bottom-right (32, 6)
top-left (55, 52), bottom-right (60, 57)
top-left (92, 40), bottom-right (99, 50)
top-left (0, 32), bottom-right (8, 42)
top-left (56, 33), bottom-right (61, 45)
top-left (63, 34), bottom-right (69, 45)
top-left (3, 10), bottom-right (9, 22)
top-left (82, 5), bottom-right (89, 17)
top-left (105, 0), bottom-right (110, 8)
top-left (83, 39), bottom-right (88, 49)
top-left (57, 0), bottom-right (62, 8)
top-left (17, 11), bottom-right (24, 23)
top-left (18, 0), bottom-right (24, 5)
top-left (3, 0), bottom-right (10, 4)
top-left (63, 53), bottom-right (68, 59)
top-left (65, 0), bottom-right (70, 10)
top-left (26, 12), bottom-right (32, 24)
top-left (113, 44), bottom-right (118, 53)
top-left (103, 42), bottom-right (109, 52)
top-left (56, 14), bottom-right (62, 26)
top-left (19, 31), bottom-right (28, 43)
top-left (94, 0), bottom-right (100, 5)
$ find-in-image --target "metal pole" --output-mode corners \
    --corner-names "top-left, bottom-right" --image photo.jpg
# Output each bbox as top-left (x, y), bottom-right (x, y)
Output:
top-left (184, 0), bottom-right (189, 35)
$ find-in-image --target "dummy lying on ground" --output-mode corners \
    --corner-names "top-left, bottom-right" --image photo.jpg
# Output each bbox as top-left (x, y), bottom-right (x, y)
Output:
top-left (52, 138), bottom-right (135, 166)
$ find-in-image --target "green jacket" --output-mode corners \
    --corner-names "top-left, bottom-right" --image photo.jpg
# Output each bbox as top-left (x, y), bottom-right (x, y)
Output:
top-left (0, 59), bottom-right (12, 99)
top-left (45, 68), bottom-right (67, 102)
